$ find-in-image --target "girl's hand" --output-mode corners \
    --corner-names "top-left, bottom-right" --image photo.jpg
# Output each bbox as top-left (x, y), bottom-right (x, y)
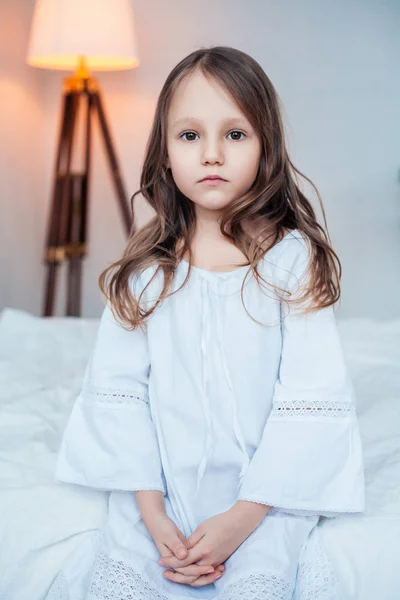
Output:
top-left (145, 512), bottom-right (220, 585)
top-left (158, 502), bottom-right (270, 587)
top-left (162, 560), bottom-right (225, 587)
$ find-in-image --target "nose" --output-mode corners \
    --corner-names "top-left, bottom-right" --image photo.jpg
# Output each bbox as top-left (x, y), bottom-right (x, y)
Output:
top-left (201, 137), bottom-right (224, 165)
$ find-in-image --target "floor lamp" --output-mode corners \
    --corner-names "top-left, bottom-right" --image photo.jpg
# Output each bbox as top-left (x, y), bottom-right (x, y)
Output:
top-left (26, 0), bottom-right (139, 317)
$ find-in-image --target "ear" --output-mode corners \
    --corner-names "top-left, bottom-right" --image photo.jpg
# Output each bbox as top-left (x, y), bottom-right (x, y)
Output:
top-left (165, 157), bottom-right (171, 169)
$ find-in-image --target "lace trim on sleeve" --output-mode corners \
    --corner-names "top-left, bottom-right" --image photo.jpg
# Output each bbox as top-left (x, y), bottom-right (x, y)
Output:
top-left (81, 386), bottom-right (149, 406)
top-left (236, 496), bottom-right (362, 516)
top-left (269, 399), bottom-right (355, 419)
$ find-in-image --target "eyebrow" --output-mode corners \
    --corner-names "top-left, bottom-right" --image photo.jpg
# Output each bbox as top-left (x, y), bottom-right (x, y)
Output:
top-left (171, 117), bottom-right (249, 128)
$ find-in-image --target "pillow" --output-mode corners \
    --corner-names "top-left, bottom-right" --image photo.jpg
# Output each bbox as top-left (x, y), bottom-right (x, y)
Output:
top-left (0, 307), bottom-right (100, 387)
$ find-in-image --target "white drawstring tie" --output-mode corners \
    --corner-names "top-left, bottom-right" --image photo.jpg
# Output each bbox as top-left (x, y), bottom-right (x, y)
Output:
top-left (196, 276), bottom-right (250, 496)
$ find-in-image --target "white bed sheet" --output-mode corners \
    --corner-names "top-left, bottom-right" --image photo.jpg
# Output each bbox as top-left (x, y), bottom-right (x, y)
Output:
top-left (0, 307), bottom-right (398, 600)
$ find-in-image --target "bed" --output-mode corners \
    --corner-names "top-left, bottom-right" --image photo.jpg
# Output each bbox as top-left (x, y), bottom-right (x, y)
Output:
top-left (0, 306), bottom-right (398, 599)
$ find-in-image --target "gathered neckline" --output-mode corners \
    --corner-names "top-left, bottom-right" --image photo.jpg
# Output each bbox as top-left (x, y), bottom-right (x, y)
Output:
top-left (178, 229), bottom-right (299, 279)
top-left (179, 259), bottom-right (251, 277)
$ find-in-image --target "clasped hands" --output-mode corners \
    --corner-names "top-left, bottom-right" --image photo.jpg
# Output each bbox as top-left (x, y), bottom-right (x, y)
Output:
top-left (151, 503), bottom-right (269, 588)
top-left (158, 512), bottom-right (231, 587)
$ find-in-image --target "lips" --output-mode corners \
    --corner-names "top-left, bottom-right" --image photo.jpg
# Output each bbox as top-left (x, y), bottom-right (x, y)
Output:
top-left (200, 176), bottom-right (226, 182)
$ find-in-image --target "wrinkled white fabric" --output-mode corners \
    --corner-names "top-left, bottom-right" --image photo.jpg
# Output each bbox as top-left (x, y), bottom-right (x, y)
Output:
top-left (48, 228), bottom-right (365, 599)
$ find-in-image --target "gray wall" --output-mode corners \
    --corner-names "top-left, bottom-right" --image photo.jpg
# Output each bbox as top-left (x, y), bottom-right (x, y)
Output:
top-left (1, 0), bottom-right (399, 318)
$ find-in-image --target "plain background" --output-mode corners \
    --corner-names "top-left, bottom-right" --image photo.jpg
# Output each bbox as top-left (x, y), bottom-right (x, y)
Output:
top-left (0, 0), bottom-right (399, 318)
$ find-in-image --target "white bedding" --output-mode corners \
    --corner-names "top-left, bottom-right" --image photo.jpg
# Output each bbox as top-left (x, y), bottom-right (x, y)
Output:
top-left (0, 307), bottom-right (398, 600)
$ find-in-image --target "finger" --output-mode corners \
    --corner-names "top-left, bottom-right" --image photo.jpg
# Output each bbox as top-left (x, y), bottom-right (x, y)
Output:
top-left (179, 532), bottom-right (191, 548)
top-left (158, 543), bottom-right (174, 559)
top-left (162, 570), bottom-right (198, 585)
top-left (195, 558), bottom-right (225, 571)
top-left (186, 529), bottom-right (205, 549)
top-left (190, 571), bottom-right (224, 587)
top-left (173, 564), bottom-right (215, 577)
top-left (167, 541), bottom-right (188, 560)
top-left (198, 561), bottom-right (225, 572)
top-left (158, 548), bottom-right (202, 569)
top-left (215, 565), bottom-right (225, 576)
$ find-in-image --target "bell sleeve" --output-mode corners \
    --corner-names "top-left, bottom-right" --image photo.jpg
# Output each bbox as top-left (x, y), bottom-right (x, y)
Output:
top-left (237, 235), bottom-right (365, 517)
top-left (55, 278), bottom-right (166, 494)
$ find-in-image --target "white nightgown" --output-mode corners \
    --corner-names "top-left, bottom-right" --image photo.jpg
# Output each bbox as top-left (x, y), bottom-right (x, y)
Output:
top-left (45, 228), bottom-right (365, 600)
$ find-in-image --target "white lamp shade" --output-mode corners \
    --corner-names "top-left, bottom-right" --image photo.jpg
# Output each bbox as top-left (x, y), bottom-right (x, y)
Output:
top-left (27, 0), bottom-right (140, 71)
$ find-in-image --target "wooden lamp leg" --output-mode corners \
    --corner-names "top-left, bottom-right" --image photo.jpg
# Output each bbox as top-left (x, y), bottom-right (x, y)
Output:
top-left (43, 90), bottom-right (79, 317)
top-left (91, 88), bottom-right (133, 235)
top-left (42, 72), bottom-right (132, 317)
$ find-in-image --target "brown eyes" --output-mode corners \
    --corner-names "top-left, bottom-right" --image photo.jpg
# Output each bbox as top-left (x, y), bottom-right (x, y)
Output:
top-left (179, 130), bottom-right (246, 142)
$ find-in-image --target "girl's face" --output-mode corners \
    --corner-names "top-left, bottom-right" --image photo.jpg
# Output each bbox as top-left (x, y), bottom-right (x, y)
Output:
top-left (166, 70), bottom-right (262, 221)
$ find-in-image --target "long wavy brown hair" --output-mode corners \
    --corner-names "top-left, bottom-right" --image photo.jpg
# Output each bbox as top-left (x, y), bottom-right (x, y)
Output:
top-left (99, 45), bottom-right (341, 331)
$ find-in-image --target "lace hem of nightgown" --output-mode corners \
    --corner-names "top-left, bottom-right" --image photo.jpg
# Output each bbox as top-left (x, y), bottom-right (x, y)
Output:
top-left (45, 530), bottom-right (343, 600)
top-left (45, 559), bottom-right (293, 600)
top-left (89, 552), bottom-right (294, 600)
top-left (293, 527), bottom-right (345, 600)
top-left (45, 571), bottom-right (70, 600)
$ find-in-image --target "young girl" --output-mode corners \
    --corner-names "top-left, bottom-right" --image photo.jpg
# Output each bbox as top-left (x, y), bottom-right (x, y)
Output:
top-left (46, 46), bottom-right (365, 599)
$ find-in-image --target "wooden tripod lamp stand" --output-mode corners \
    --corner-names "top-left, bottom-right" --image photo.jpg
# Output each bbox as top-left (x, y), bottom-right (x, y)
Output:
top-left (26, 0), bottom-right (139, 317)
